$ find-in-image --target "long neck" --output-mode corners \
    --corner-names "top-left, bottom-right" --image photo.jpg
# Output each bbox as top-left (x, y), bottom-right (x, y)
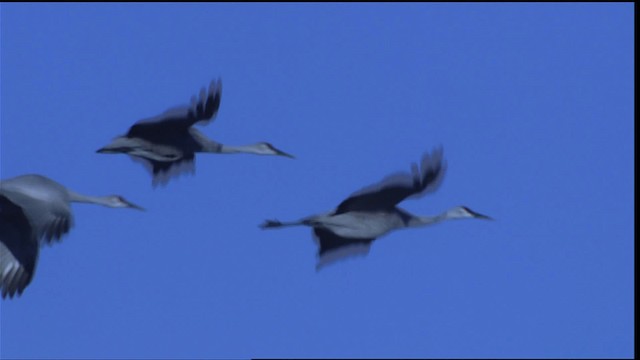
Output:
top-left (68, 191), bottom-right (112, 207)
top-left (217, 143), bottom-right (263, 155)
top-left (406, 212), bottom-right (449, 228)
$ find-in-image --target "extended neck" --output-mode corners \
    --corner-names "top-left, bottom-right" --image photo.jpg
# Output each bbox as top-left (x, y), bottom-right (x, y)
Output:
top-left (218, 143), bottom-right (263, 155)
top-left (407, 213), bottom-right (447, 228)
top-left (407, 206), bottom-right (483, 228)
top-left (68, 191), bottom-right (112, 207)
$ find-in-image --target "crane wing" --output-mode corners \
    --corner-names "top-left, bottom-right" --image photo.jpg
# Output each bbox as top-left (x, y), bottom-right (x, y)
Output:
top-left (0, 195), bottom-right (38, 299)
top-left (313, 227), bottom-right (375, 270)
top-left (0, 177), bottom-right (73, 245)
top-left (335, 147), bottom-right (446, 214)
top-left (126, 78), bottom-right (222, 139)
top-left (128, 153), bottom-right (196, 187)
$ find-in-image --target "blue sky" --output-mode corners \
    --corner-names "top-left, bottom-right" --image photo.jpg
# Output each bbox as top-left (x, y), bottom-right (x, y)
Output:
top-left (0, 3), bottom-right (634, 359)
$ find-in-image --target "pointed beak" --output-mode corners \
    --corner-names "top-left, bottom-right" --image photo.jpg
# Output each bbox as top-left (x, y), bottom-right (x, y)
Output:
top-left (470, 210), bottom-right (493, 220)
top-left (126, 200), bottom-right (145, 211)
top-left (275, 148), bottom-right (295, 159)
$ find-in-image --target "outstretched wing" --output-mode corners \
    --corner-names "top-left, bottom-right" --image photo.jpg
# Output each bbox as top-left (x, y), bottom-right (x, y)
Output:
top-left (335, 147), bottom-right (446, 214)
top-left (0, 195), bottom-right (38, 299)
top-left (0, 176), bottom-right (73, 245)
top-left (313, 227), bottom-right (375, 270)
top-left (128, 153), bottom-right (196, 187)
top-left (126, 79), bottom-right (222, 141)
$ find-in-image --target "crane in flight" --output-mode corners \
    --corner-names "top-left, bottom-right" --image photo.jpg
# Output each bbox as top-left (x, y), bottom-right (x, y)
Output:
top-left (0, 174), bottom-right (143, 298)
top-left (97, 78), bottom-right (294, 186)
top-left (260, 147), bottom-right (492, 269)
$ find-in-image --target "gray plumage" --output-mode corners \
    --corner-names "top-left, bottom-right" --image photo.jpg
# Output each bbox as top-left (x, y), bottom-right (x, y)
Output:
top-left (260, 147), bottom-right (492, 269)
top-left (0, 194), bottom-right (35, 299)
top-left (0, 174), bottom-right (143, 299)
top-left (97, 78), bottom-right (294, 186)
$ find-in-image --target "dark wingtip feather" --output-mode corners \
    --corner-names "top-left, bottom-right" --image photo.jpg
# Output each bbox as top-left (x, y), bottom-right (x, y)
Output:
top-left (410, 146), bottom-right (446, 198)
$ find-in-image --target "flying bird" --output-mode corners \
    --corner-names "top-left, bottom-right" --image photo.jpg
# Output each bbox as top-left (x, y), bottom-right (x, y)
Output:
top-left (260, 148), bottom-right (492, 269)
top-left (0, 194), bottom-right (35, 300)
top-left (97, 78), bottom-right (294, 186)
top-left (0, 174), bottom-right (143, 299)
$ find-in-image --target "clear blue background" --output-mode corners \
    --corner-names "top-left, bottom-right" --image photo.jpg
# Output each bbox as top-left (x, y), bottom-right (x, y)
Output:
top-left (0, 3), bottom-right (634, 359)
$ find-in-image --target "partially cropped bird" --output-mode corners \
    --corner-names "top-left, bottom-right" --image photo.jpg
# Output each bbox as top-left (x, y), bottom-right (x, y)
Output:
top-left (97, 78), bottom-right (294, 186)
top-left (260, 147), bottom-right (492, 269)
top-left (0, 174), bottom-right (143, 298)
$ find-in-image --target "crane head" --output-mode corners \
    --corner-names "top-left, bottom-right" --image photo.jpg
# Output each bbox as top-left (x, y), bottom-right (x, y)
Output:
top-left (256, 142), bottom-right (295, 159)
top-left (105, 195), bottom-right (145, 211)
top-left (447, 206), bottom-right (493, 220)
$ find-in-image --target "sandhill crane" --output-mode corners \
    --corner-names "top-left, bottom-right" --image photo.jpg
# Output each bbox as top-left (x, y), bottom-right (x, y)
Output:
top-left (0, 174), bottom-right (143, 298)
top-left (260, 148), bottom-right (492, 269)
top-left (97, 78), bottom-right (294, 186)
top-left (0, 195), bottom-right (35, 299)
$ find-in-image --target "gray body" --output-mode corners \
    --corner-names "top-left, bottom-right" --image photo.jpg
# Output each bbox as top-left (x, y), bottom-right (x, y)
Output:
top-left (304, 210), bottom-right (409, 239)
top-left (0, 174), bottom-right (142, 298)
top-left (97, 79), bottom-right (294, 186)
top-left (261, 148), bottom-right (492, 269)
